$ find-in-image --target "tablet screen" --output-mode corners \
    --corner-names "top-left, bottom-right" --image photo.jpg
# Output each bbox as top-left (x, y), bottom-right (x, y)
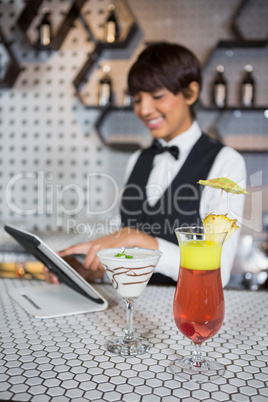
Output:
top-left (4, 225), bottom-right (108, 308)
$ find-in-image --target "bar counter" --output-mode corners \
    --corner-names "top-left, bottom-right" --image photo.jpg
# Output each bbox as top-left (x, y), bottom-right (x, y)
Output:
top-left (0, 278), bottom-right (267, 402)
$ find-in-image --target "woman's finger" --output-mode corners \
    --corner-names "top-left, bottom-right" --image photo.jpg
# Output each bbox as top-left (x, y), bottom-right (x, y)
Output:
top-left (83, 244), bottom-right (101, 270)
top-left (58, 243), bottom-right (90, 257)
top-left (43, 267), bottom-right (60, 284)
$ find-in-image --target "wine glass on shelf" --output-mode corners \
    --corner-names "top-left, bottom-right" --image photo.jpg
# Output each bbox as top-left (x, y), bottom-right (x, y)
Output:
top-left (170, 226), bottom-right (227, 382)
top-left (97, 247), bottom-right (162, 356)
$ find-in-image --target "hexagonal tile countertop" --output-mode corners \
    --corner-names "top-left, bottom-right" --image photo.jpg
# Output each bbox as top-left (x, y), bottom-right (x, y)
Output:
top-left (0, 278), bottom-right (268, 402)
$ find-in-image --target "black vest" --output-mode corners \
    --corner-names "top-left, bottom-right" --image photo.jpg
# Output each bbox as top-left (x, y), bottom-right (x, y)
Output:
top-left (120, 134), bottom-right (223, 285)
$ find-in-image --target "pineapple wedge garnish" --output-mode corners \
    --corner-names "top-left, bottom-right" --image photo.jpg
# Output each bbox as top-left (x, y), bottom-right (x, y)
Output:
top-left (203, 213), bottom-right (239, 243)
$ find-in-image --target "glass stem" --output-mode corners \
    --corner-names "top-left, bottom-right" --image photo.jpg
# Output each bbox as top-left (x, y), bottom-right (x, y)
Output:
top-left (192, 344), bottom-right (204, 367)
top-left (124, 299), bottom-right (135, 342)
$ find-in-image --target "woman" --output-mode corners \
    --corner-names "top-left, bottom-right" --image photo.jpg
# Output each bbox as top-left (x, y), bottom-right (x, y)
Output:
top-left (45, 42), bottom-right (246, 288)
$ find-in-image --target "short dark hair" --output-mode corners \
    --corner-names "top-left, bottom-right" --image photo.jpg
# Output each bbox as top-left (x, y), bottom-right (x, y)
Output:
top-left (128, 42), bottom-right (202, 118)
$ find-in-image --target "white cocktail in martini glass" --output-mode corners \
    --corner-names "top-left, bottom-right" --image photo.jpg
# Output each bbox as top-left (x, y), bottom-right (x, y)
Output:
top-left (97, 247), bottom-right (162, 356)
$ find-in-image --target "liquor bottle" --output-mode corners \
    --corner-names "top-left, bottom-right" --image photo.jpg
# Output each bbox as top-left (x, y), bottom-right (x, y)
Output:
top-left (98, 65), bottom-right (112, 107)
top-left (212, 65), bottom-right (227, 108)
top-left (104, 4), bottom-right (120, 43)
top-left (38, 8), bottom-right (52, 46)
top-left (241, 64), bottom-right (255, 107)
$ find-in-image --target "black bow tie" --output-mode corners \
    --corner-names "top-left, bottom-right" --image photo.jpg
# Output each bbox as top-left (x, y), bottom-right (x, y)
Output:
top-left (151, 139), bottom-right (179, 160)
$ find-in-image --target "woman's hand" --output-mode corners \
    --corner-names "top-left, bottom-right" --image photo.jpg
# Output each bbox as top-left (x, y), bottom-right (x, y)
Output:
top-left (43, 227), bottom-right (158, 282)
top-left (59, 227), bottom-right (158, 271)
top-left (43, 266), bottom-right (60, 284)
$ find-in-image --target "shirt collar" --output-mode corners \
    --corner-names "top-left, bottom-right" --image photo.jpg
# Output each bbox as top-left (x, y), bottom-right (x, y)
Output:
top-left (159, 121), bottom-right (202, 154)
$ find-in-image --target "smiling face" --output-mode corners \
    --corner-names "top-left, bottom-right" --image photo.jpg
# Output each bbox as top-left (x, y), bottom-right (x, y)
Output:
top-left (128, 43), bottom-right (202, 141)
top-left (133, 87), bottom-right (197, 142)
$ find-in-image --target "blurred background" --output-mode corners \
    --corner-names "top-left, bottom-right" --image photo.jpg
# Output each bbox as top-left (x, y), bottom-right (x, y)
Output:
top-left (0, 0), bottom-right (267, 285)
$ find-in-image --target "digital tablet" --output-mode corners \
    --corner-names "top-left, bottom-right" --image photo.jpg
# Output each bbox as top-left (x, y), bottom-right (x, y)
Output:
top-left (4, 225), bottom-right (108, 316)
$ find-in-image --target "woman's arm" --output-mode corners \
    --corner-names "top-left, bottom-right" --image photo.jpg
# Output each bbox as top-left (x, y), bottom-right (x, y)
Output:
top-left (59, 227), bottom-right (158, 270)
top-left (44, 227), bottom-right (158, 283)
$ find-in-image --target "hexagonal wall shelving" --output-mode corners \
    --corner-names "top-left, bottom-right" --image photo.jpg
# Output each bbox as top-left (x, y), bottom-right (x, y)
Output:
top-left (72, 0), bottom-right (142, 150)
top-left (231, 0), bottom-right (268, 40)
top-left (16, 0), bottom-right (87, 51)
top-left (95, 106), bottom-right (151, 151)
top-left (73, 0), bottom-right (140, 107)
top-left (200, 40), bottom-right (268, 109)
top-left (0, 25), bottom-right (21, 88)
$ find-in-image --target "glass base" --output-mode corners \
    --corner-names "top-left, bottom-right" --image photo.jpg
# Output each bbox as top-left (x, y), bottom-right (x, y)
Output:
top-left (107, 336), bottom-right (151, 356)
top-left (170, 356), bottom-right (225, 383)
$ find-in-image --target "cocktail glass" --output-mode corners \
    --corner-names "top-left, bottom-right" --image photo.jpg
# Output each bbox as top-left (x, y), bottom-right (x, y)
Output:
top-left (97, 247), bottom-right (162, 356)
top-left (170, 226), bottom-right (227, 382)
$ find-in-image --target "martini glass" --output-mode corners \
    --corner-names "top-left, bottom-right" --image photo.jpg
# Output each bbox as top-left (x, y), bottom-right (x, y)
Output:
top-left (170, 226), bottom-right (227, 382)
top-left (97, 247), bottom-right (162, 356)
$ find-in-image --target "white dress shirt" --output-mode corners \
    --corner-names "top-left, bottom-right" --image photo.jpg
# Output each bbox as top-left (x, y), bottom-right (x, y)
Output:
top-left (123, 121), bottom-right (247, 288)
